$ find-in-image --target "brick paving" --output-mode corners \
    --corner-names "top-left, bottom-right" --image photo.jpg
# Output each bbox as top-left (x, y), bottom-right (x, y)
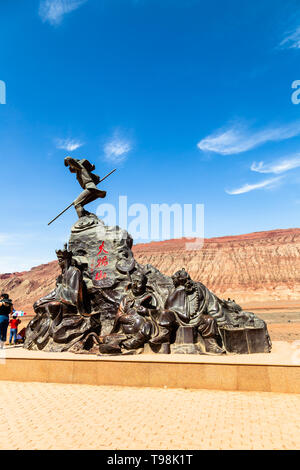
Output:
top-left (0, 381), bottom-right (299, 450)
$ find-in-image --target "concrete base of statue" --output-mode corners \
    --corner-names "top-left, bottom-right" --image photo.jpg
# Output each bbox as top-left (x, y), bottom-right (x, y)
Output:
top-left (1, 341), bottom-right (299, 393)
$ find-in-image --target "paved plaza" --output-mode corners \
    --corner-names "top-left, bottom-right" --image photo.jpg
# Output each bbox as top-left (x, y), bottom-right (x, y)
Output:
top-left (0, 380), bottom-right (299, 450)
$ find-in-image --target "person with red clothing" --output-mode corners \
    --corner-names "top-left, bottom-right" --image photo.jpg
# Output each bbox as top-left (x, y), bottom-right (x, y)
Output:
top-left (0, 293), bottom-right (13, 348)
top-left (9, 315), bottom-right (21, 346)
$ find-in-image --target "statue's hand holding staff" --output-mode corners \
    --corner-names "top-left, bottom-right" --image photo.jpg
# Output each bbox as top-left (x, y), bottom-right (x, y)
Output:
top-left (48, 168), bottom-right (116, 225)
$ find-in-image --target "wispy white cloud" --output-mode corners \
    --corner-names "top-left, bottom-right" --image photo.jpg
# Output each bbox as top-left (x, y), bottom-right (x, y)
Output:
top-left (39, 0), bottom-right (87, 25)
top-left (280, 26), bottom-right (300, 50)
top-left (197, 121), bottom-right (300, 155)
top-left (55, 138), bottom-right (84, 151)
top-left (226, 176), bottom-right (283, 195)
top-left (251, 154), bottom-right (300, 174)
top-left (103, 134), bottom-right (132, 163)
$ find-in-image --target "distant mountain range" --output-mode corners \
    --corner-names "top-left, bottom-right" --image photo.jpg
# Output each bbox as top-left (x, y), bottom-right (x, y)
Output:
top-left (1, 228), bottom-right (300, 313)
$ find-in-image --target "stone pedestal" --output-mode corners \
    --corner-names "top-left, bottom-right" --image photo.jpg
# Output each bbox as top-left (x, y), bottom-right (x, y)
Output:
top-left (176, 326), bottom-right (195, 344)
top-left (171, 325), bottom-right (201, 354)
top-left (144, 342), bottom-right (171, 354)
top-left (219, 326), bottom-right (271, 354)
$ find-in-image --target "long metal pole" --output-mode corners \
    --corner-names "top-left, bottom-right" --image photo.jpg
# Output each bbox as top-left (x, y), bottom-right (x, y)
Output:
top-left (47, 168), bottom-right (117, 226)
top-left (48, 202), bottom-right (74, 226)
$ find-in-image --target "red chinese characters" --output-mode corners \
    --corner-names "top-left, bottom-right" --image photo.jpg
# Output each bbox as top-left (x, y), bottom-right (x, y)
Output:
top-left (96, 256), bottom-right (108, 267)
top-left (97, 241), bottom-right (108, 256)
top-left (93, 242), bottom-right (109, 281)
top-left (95, 271), bottom-right (107, 280)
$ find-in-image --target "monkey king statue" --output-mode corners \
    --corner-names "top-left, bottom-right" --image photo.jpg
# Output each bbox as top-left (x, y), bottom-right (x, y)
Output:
top-left (25, 157), bottom-right (272, 356)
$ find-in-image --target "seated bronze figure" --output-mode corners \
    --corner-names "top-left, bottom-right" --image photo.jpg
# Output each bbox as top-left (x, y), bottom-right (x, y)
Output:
top-left (24, 244), bottom-right (95, 352)
top-left (150, 269), bottom-right (225, 354)
top-left (98, 271), bottom-right (158, 354)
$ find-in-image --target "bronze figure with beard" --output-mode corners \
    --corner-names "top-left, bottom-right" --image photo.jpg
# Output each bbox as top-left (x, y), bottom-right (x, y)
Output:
top-left (24, 244), bottom-right (94, 351)
top-left (150, 268), bottom-right (226, 355)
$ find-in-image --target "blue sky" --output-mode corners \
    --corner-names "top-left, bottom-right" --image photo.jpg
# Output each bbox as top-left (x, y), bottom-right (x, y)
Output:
top-left (1, 0), bottom-right (300, 272)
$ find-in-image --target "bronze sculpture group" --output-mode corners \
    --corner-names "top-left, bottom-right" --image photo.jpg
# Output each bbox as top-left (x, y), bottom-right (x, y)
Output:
top-left (24, 158), bottom-right (272, 356)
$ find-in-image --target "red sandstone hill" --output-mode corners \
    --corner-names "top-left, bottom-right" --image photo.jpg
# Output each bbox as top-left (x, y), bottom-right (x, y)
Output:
top-left (2, 228), bottom-right (300, 313)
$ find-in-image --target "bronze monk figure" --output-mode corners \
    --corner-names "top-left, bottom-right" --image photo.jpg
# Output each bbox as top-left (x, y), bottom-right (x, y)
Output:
top-left (150, 268), bottom-right (226, 355)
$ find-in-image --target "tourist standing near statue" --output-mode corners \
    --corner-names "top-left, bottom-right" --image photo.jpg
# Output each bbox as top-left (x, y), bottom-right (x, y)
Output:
top-left (9, 314), bottom-right (21, 346)
top-left (0, 293), bottom-right (13, 348)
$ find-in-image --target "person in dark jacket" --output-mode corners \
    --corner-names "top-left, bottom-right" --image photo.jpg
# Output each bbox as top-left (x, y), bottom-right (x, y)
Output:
top-left (0, 293), bottom-right (13, 348)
